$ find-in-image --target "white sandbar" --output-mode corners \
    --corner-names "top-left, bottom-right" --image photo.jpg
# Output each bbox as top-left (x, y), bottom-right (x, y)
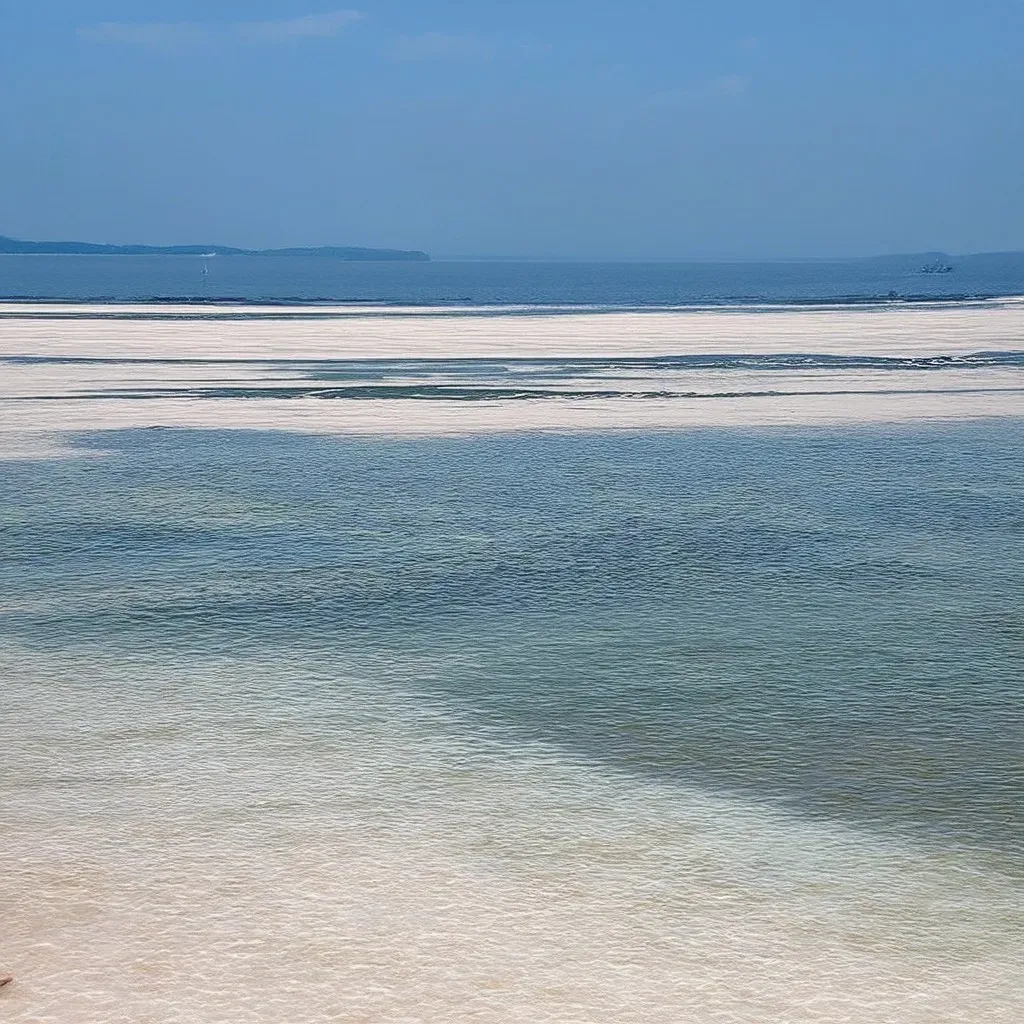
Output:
top-left (1, 301), bottom-right (1022, 456)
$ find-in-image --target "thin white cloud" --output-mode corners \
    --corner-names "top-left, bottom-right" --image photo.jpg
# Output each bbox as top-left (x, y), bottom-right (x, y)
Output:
top-left (650, 74), bottom-right (749, 107)
top-left (390, 32), bottom-right (490, 61)
top-left (711, 74), bottom-right (748, 97)
top-left (237, 10), bottom-right (363, 43)
top-left (78, 10), bottom-right (363, 47)
top-left (519, 41), bottom-right (554, 58)
top-left (77, 21), bottom-right (205, 47)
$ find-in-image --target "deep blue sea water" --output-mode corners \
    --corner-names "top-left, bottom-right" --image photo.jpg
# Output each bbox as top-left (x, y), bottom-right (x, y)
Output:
top-left (2, 251), bottom-right (1024, 304)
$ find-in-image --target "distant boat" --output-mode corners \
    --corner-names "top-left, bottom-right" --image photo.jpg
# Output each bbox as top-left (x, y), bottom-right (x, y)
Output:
top-left (920, 260), bottom-right (954, 274)
top-left (201, 262), bottom-right (210, 282)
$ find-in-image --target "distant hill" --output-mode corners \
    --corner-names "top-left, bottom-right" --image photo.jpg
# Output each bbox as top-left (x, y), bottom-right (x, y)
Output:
top-left (0, 235), bottom-right (430, 261)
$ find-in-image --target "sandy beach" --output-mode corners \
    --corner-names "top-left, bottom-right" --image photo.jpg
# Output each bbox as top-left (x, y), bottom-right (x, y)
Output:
top-left (1, 300), bottom-right (1022, 458)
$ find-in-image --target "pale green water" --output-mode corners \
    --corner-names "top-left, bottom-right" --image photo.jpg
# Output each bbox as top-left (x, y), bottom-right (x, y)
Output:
top-left (3, 423), bottom-right (1022, 850)
top-left (2, 422), bottom-right (1023, 1021)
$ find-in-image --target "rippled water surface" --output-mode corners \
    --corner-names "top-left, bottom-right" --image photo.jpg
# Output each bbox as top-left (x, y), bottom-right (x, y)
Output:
top-left (2, 422), bottom-right (1023, 1021)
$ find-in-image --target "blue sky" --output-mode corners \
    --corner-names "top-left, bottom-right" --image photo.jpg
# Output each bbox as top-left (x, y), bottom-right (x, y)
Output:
top-left (1, 1), bottom-right (1022, 258)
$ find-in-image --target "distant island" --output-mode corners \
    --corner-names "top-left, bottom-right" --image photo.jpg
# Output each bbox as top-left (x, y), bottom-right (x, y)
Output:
top-left (0, 235), bottom-right (429, 261)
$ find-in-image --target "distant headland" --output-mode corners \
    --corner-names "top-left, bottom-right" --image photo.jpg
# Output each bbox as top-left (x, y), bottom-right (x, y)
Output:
top-left (0, 235), bottom-right (429, 261)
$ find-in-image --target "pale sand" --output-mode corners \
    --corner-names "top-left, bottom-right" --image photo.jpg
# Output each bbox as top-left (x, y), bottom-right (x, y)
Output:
top-left (2, 299), bottom-right (1024, 360)
top-left (1, 301), bottom-right (1022, 457)
top-left (3, 649), bottom-right (1022, 1023)
top-left (2, 391), bottom-right (1023, 449)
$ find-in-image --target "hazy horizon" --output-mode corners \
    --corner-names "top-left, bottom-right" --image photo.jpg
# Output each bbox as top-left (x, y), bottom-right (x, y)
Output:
top-left (2, 1), bottom-right (1023, 260)
top-left (3, 228), bottom-right (1022, 264)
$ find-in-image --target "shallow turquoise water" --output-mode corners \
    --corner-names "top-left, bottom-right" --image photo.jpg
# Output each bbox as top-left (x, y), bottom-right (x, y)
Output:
top-left (3, 422), bottom-right (1021, 856)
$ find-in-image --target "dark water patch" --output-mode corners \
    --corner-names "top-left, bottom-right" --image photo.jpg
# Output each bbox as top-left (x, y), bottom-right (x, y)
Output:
top-left (2, 293), bottom-right (1016, 308)
top-left (18, 385), bottom-right (1022, 403)
top-left (1, 423), bottom-right (1022, 854)
top-left (7, 350), bottom-right (1024, 376)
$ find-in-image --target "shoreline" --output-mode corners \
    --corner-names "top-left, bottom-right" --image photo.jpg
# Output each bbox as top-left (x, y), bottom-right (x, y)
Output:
top-left (2, 301), bottom-right (1022, 457)
top-left (3, 293), bottom-right (1024, 314)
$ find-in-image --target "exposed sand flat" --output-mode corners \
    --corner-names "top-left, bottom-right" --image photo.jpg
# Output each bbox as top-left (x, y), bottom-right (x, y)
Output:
top-left (1, 299), bottom-right (1024, 361)
top-left (3, 392), bottom-right (1022, 451)
top-left (1, 302), bottom-right (1021, 457)
top-left (0, 360), bottom-right (301, 399)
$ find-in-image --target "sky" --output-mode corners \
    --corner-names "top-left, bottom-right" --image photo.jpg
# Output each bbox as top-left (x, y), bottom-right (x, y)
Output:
top-left (1, 0), bottom-right (1022, 259)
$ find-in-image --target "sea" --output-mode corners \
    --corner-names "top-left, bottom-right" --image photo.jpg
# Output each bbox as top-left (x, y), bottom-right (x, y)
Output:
top-left (2, 249), bottom-right (1024, 305)
top-left (1, 254), bottom-right (1023, 1022)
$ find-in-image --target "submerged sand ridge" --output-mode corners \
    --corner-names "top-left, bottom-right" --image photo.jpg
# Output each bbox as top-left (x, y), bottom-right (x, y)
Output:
top-left (2, 647), bottom-right (1022, 1024)
top-left (1, 300), bottom-right (1023, 456)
